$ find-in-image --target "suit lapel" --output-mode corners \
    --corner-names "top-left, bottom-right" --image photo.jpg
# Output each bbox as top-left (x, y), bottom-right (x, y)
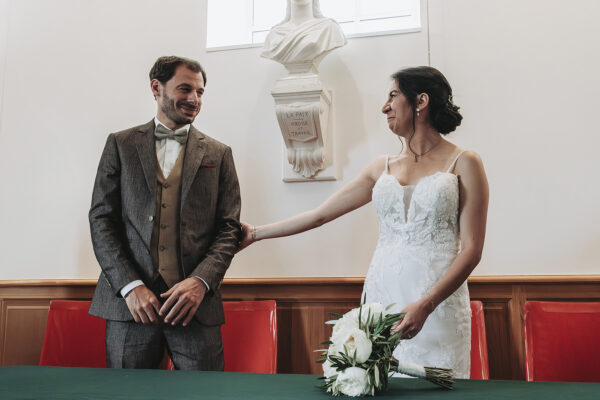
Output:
top-left (181, 126), bottom-right (206, 207)
top-left (135, 120), bottom-right (157, 196)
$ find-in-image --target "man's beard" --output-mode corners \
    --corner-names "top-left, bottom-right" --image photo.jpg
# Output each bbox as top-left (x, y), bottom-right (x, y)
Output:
top-left (160, 94), bottom-right (197, 125)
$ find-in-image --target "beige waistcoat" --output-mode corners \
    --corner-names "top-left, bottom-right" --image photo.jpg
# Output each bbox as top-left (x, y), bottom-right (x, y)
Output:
top-left (151, 146), bottom-right (186, 288)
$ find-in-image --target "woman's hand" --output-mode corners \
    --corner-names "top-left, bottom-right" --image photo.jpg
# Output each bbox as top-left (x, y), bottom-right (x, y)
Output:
top-left (391, 299), bottom-right (434, 340)
top-left (237, 221), bottom-right (257, 252)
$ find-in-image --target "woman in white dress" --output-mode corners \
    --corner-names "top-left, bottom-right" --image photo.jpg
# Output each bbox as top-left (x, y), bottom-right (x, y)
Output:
top-left (239, 67), bottom-right (489, 378)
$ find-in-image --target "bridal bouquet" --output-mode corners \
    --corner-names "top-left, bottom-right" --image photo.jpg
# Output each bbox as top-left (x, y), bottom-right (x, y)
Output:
top-left (316, 303), bottom-right (453, 397)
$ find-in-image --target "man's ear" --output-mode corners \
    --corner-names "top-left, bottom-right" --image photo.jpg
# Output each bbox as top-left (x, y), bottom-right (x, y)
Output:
top-left (150, 79), bottom-right (161, 100)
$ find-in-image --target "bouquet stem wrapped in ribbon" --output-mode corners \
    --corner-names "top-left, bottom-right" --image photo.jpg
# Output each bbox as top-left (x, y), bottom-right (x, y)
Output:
top-left (316, 303), bottom-right (453, 397)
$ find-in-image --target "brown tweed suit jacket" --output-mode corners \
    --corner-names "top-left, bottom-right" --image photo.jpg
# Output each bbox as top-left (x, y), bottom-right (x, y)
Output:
top-left (88, 120), bottom-right (241, 326)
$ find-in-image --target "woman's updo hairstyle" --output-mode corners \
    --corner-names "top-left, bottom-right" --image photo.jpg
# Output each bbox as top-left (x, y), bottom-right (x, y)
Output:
top-left (392, 66), bottom-right (462, 134)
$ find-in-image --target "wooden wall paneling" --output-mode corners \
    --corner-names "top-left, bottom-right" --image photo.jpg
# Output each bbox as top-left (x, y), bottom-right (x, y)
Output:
top-left (469, 281), bottom-right (514, 379)
top-left (1, 277), bottom-right (599, 379)
top-left (1, 299), bottom-right (49, 365)
top-left (507, 285), bottom-right (526, 380)
top-left (221, 279), bottom-right (362, 375)
top-left (275, 302), bottom-right (292, 373)
top-left (290, 303), bottom-right (319, 374)
top-left (468, 277), bottom-right (600, 380)
top-left (282, 301), bottom-right (359, 375)
top-left (481, 300), bottom-right (512, 379)
top-left (0, 281), bottom-right (97, 366)
top-left (522, 282), bottom-right (600, 302)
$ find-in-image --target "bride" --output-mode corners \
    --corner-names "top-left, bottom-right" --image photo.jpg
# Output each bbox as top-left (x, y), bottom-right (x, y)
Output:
top-left (238, 66), bottom-right (489, 378)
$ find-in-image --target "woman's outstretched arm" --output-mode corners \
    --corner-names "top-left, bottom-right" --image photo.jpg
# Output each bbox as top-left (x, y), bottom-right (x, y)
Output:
top-left (238, 156), bottom-right (386, 250)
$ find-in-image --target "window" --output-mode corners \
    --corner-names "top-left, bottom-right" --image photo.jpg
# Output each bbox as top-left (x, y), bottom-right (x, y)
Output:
top-left (206, 0), bottom-right (421, 50)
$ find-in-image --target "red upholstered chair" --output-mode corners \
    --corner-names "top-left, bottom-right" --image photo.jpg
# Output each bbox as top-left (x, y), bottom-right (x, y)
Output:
top-left (167, 300), bottom-right (277, 373)
top-left (39, 300), bottom-right (107, 368)
top-left (470, 300), bottom-right (490, 380)
top-left (524, 301), bottom-right (600, 382)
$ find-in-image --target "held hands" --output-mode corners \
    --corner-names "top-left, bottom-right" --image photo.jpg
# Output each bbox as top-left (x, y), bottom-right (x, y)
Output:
top-left (237, 221), bottom-right (257, 252)
top-left (159, 277), bottom-right (206, 327)
top-left (124, 285), bottom-right (162, 325)
top-left (391, 298), bottom-right (435, 340)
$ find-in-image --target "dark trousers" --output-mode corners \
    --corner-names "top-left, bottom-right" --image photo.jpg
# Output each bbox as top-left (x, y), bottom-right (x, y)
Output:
top-left (105, 277), bottom-right (224, 370)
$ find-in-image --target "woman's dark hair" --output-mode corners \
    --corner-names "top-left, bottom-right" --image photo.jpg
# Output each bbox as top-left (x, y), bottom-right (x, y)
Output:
top-left (149, 56), bottom-right (206, 85)
top-left (391, 66), bottom-right (462, 135)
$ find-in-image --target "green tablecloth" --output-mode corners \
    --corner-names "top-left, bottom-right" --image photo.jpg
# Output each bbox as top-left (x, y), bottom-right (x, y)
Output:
top-left (0, 366), bottom-right (598, 399)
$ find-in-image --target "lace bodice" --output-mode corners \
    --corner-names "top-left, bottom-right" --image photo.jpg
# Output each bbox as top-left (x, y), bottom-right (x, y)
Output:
top-left (372, 170), bottom-right (460, 252)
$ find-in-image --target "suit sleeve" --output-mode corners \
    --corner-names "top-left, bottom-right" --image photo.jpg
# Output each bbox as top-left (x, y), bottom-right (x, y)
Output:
top-left (89, 134), bottom-right (142, 295)
top-left (190, 146), bottom-right (242, 291)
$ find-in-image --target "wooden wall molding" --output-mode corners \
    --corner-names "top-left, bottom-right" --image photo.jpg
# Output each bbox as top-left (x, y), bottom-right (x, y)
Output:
top-left (1, 276), bottom-right (599, 379)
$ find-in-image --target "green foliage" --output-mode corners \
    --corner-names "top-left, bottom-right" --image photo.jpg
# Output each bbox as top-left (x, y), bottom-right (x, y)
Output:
top-left (318, 304), bottom-right (407, 396)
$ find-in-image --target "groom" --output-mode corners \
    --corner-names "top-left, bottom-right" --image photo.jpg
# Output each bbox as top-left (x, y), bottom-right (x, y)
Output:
top-left (88, 56), bottom-right (241, 370)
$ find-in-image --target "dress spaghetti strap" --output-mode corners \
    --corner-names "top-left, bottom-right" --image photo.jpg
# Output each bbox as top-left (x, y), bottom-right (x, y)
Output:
top-left (446, 150), bottom-right (466, 173)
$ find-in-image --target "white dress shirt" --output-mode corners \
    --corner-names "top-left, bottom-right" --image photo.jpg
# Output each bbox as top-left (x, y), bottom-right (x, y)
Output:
top-left (154, 117), bottom-right (188, 178)
top-left (120, 117), bottom-right (208, 298)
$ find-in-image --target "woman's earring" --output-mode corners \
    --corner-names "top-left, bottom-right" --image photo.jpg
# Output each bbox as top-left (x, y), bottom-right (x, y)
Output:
top-left (416, 108), bottom-right (420, 117)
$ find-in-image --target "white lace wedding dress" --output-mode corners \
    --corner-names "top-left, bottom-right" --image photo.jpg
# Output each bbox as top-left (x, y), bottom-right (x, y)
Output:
top-left (362, 152), bottom-right (471, 378)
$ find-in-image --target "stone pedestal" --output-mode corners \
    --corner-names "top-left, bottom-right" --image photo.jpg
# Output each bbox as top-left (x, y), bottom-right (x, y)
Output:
top-left (271, 64), bottom-right (338, 182)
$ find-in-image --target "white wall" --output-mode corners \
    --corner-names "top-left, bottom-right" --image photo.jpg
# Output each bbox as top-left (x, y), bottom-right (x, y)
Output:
top-left (428, 0), bottom-right (600, 275)
top-left (0, 0), bottom-right (8, 132)
top-left (0, 0), bottom-right (598, 280)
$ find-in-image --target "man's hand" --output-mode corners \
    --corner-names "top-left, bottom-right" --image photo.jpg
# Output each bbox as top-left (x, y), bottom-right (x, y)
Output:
top-left (124, 285), bottom-right (162, 325)
top-left (159, 277), bottom-right (206, 327)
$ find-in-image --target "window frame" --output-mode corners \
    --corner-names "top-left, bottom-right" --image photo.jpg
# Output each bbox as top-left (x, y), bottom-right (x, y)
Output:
top-left (205, 0), bottom-right (422, 52)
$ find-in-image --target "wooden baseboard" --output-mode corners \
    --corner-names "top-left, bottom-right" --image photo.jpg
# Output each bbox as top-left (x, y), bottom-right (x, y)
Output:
top-left (1, 276), bottom-right (599, 378)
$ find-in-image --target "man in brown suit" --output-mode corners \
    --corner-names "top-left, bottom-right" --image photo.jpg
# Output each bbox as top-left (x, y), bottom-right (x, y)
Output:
top-left (88, 56), bottom-right (241, 370)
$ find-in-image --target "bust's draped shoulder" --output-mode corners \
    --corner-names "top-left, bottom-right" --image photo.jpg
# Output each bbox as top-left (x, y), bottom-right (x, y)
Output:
top-left (261, 18), bottom-right (346, 64)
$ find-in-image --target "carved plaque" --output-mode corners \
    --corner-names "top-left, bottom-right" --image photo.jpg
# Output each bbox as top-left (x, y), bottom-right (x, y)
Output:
top-left (276, 104), bottom-right (318, 143)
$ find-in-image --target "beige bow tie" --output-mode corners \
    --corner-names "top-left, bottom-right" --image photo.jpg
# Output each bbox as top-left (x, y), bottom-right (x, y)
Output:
top-left (154, 124), bottom-right (188, 144)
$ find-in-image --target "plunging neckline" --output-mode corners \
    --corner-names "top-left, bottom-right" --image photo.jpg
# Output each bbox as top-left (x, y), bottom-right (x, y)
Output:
top-left (374, 171), bottom-right (459, 223)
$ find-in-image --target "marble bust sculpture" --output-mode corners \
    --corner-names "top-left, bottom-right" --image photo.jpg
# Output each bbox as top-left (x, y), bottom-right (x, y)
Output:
top-left (263, 0), bottom-right (346, 180)
top-left (261, 0), bottom-right (346, 66)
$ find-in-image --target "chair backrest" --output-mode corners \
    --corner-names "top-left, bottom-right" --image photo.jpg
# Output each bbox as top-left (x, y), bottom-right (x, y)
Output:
top-left (221, 300), bottom-right (277, 373)
top-left (470, 300), bottom-right (490, 379)
top-left (166, 300), bottom-right (277, 373)
top-left (524, 301), bottom-right (600, 382)
top-left (39, 300), bottom-right (107, 368)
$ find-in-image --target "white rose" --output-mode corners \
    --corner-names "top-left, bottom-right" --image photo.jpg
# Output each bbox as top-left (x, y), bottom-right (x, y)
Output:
top-left (336, 367), bottom-right (370, 397)
top-left (330, 316), bottom-right (359, 346)
top-left (327, 342), bottom-right (340, 356)
top-left (343, 309), bottom-right (360, 325)
top-left (322, 358), bottom-right (337, 378)
top-left (339, 328), bottom-right (372, 363)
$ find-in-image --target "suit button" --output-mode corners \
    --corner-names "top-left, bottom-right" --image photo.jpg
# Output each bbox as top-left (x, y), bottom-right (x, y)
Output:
top-left (148, 216), bottom-right (154, 222)
top-left (163, 183), bottom-right (170, 189)
top-left (160, 224), bottom-right (167, 229)
top-left (159, 246), bottom-right (166, 251)
top-left (161, 203), bottom-right (167, 208)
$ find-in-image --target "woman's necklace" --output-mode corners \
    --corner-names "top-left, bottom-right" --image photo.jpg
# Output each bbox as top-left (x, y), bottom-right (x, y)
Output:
top-left (411, 138), bottom-right (442, 162)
